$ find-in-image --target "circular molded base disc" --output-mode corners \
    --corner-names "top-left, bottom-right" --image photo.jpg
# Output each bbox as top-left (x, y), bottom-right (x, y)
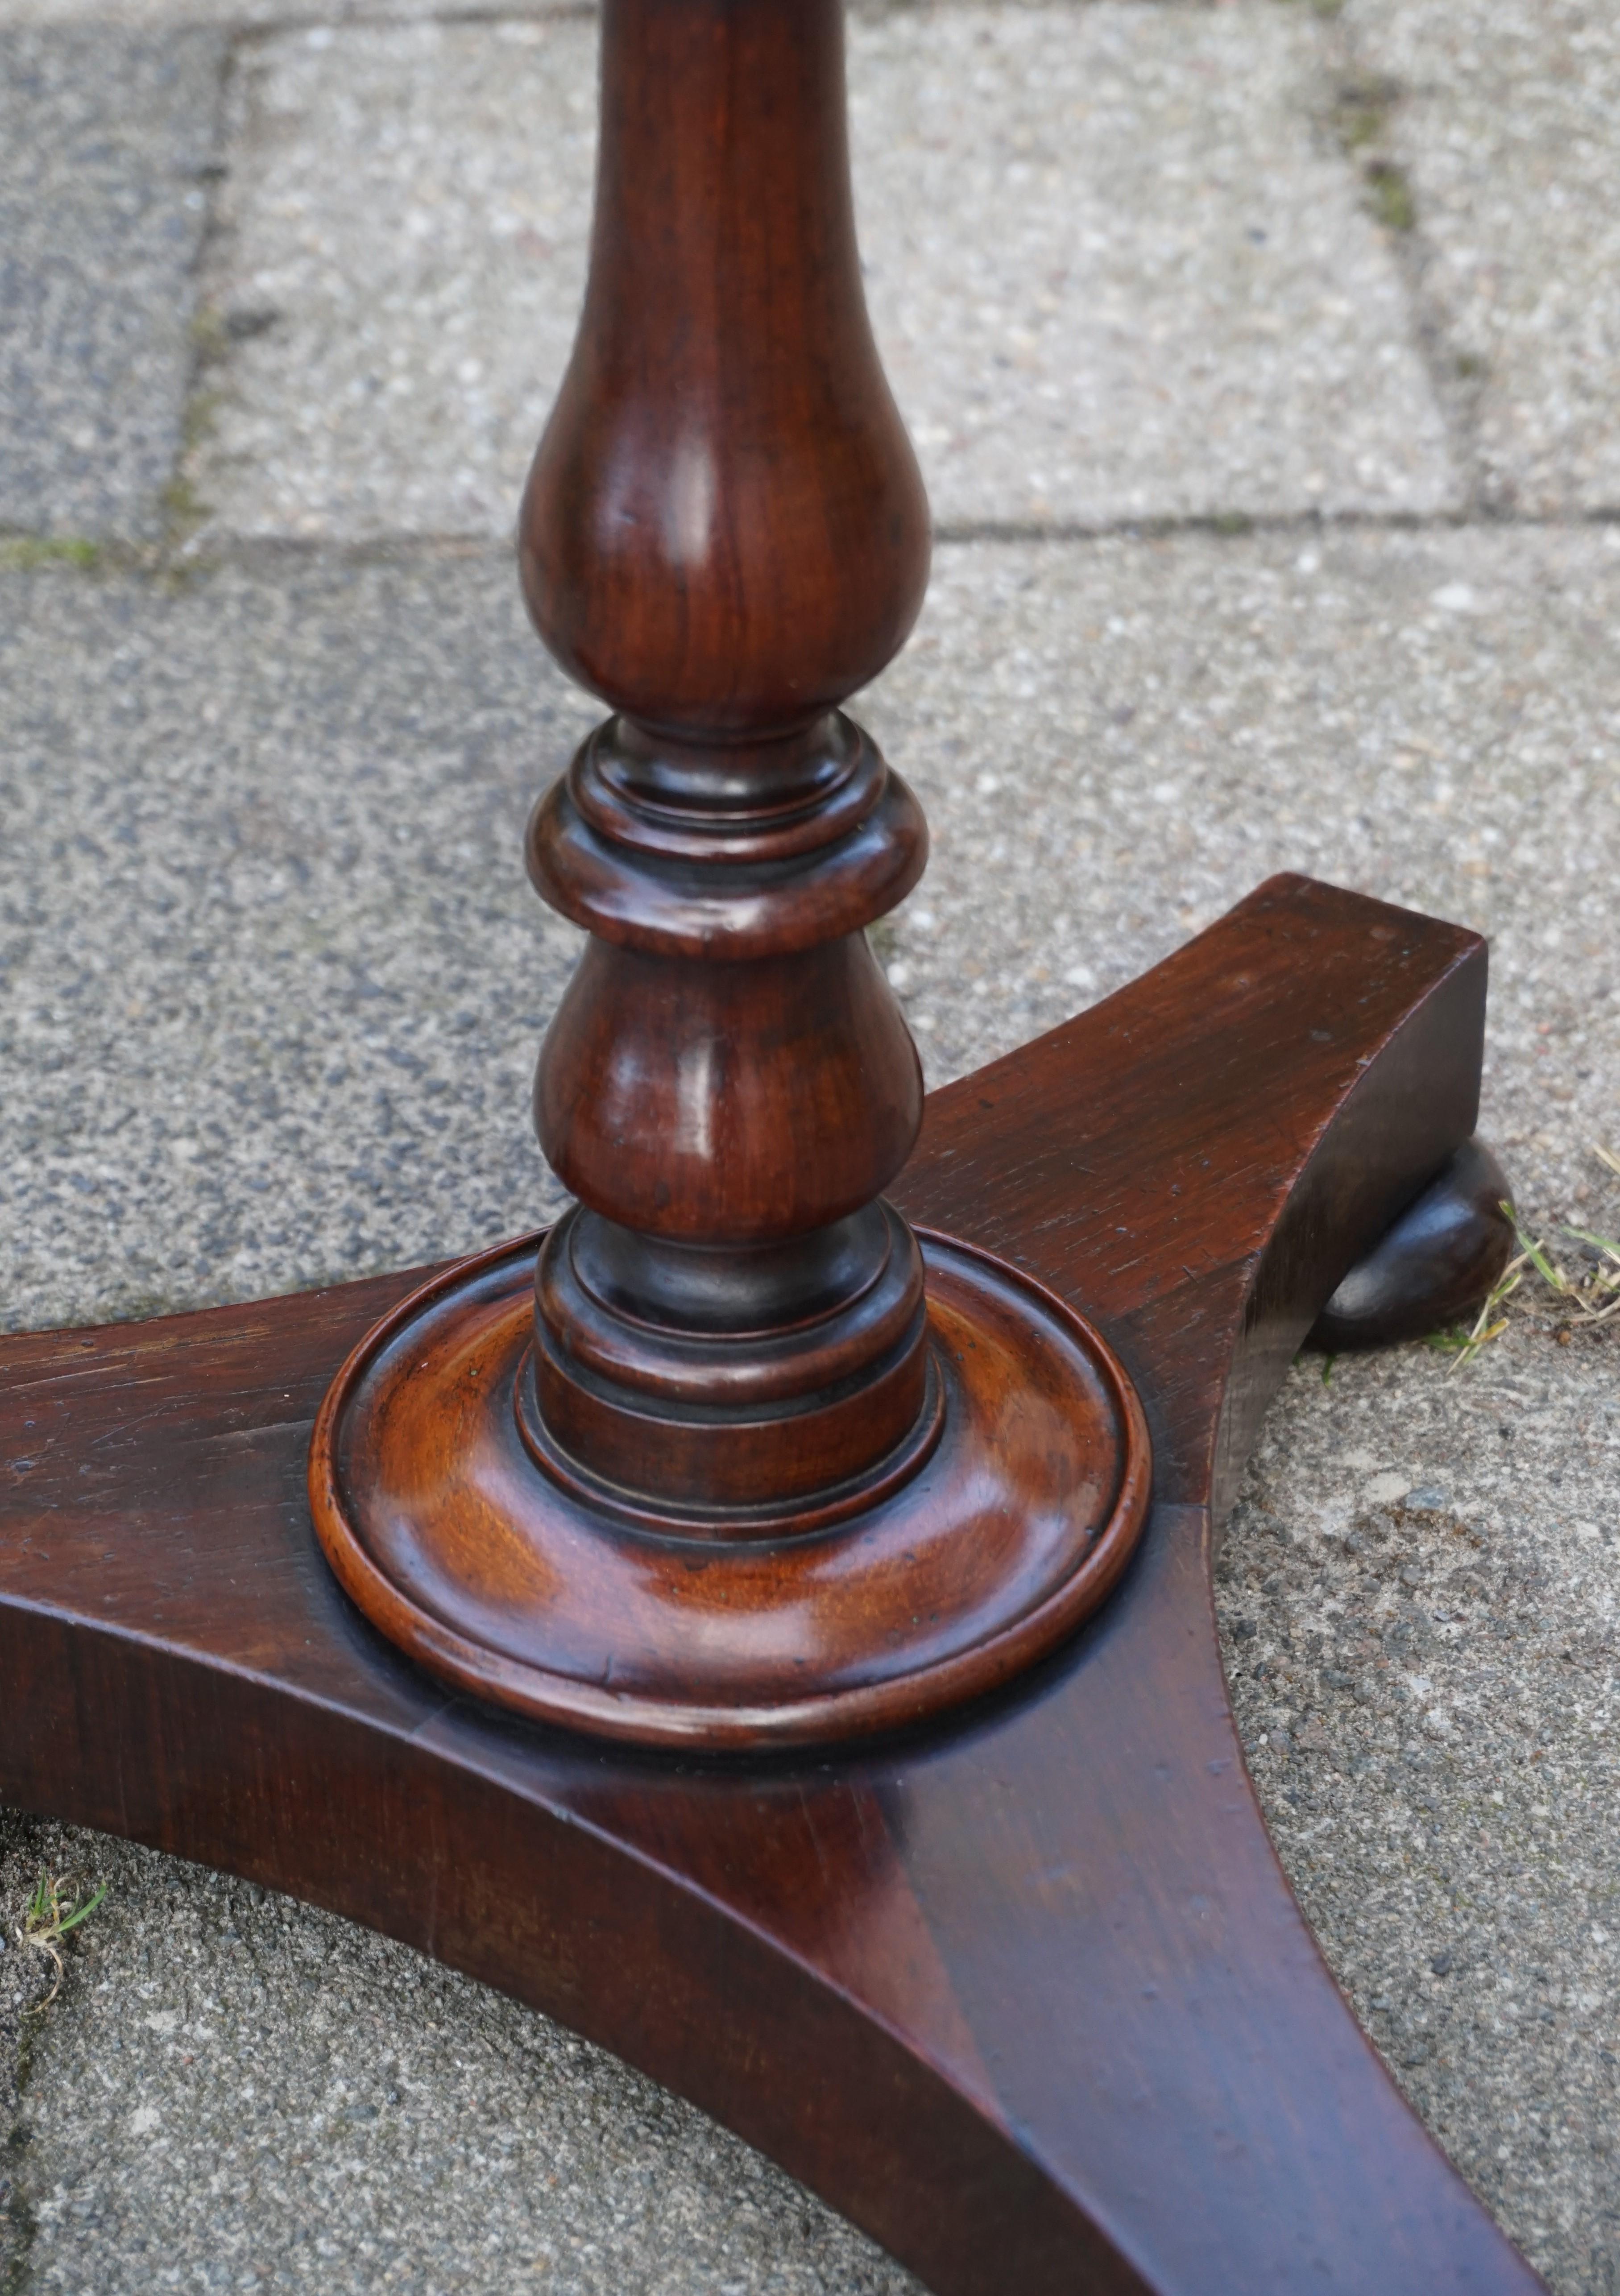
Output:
top-left (309, 1229), bottom-right (1152, 1750)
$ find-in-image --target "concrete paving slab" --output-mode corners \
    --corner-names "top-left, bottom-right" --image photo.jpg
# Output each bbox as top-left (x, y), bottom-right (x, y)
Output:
top-left (1, 0), bottom-right (572, 25)
top-left (186, 19), bottom-right (594, 541)
top-left (1, 525), bottom-right (1616, 2289)
top-left (0, 550), bottom-right (593, 1335)
top-left (1344, 0), bottom-right (1620, 516)
top-left (185, 5), bottom-right (1457, 541)
top-left (863, 528), bottom-right (1620, 1231)
top-left (0, 27), bottom-right (224, 540)
top-left (1218, 1340), bottom-right (1619, 2295)
top-left (856, 2), bottom-right (1456, 525)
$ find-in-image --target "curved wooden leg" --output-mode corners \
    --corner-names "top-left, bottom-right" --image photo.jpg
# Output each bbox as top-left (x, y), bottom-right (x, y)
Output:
top-left (0, 874), bottom-right (1540, 2294)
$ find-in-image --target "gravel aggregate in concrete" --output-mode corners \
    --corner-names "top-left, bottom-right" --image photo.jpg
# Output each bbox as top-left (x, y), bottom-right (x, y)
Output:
top-left (1, 528), bottom-right (1616, 2289)
top-left (190, 18), bottom-right (596, 542)
top-left (0, 0), bottom-right (572, 24)
top-left (0, 552), bottom-right (594, 1333)
top-left (1217, 1341), bottom-right (1619, 2296)
top-left (855, 2), bottom-right (1457, 525)
top-left (0, 1818), bottom-right (58, 2289)
top-left (1344, 0), bottom-right (1620, 516)
top-left (185, 5), bottom-right (1457, 541)
top-left (0, 27), bottom-right (224, 540)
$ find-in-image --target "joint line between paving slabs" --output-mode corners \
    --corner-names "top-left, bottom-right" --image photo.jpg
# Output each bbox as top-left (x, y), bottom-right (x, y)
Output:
top-left (1316, 3), bottom-right (1492, 518)
top-left (159, 28), bottom-right (250, 559)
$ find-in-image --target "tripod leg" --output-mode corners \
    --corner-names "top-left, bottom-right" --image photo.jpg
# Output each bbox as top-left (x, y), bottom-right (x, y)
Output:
top-left (0, 876), bottom-right (1539, 2296)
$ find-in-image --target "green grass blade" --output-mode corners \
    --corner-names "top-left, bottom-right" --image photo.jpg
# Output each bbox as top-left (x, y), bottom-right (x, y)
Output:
top-left (55, 1882), bottom-right (108, 1936)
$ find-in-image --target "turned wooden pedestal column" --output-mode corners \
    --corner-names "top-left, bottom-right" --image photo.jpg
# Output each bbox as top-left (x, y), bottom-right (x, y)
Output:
top-left (521, 0), bottom-right (935, 1521)
top-left (307, 0), bottom-right (1153, 1749)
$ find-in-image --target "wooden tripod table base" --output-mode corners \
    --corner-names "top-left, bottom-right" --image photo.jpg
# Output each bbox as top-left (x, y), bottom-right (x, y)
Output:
top-left (0, 873), bottom-right (1537, 2296)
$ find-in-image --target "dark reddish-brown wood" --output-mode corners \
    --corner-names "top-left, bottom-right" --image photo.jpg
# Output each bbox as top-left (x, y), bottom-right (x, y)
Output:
top-left (1309, 1136), bottom-right (1515, 1350)
top-left (515, 0), bottom-right (937, 1516)
top-left (310, 0), bottom-right (1164, 1738)
top-left (518, 0), bottom-right (927, 730)
top-left (309, 1228), bottom-right (1151, 1748)
top-left (0, 877), bottom-right (1541, 2292)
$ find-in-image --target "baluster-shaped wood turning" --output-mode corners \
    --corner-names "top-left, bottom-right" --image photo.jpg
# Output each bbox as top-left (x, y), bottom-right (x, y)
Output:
top-left (307, 0), bottom-right (1154, 1749)
top-left (518, 0), bottom-right (935, 1514)
top-left (0, 0), bottom-right (1532, 2285)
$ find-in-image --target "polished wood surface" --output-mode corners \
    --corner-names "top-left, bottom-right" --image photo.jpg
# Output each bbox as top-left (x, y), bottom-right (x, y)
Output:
top-left (1309, 1135), bottom-right (1514, 1350)
top-left (514, 0), bottom-right (937, 1515)
top-left (311, 0), bottom-right (1164, 1733)
top-left (0, 876), bottom-right (1542, 2293)
top-left (518, 0), bottom-right (928, 730)
top-left (309, 1228), bottom-right (1151, 1747)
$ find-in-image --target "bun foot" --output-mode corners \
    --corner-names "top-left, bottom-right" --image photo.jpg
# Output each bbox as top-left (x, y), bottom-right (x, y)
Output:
top-left (1308, 1137), bottom-right (1515, 1351)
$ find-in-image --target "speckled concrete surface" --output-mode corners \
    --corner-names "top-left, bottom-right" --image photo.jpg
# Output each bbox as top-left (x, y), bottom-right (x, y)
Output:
top-left (188, 18), bottom-right (595, 541)
top-left (1344, 0), bottom-right (1620, 517)
top-left (855, 3), bottom-right (1458, 526)
top-left (1218, 1340), bottom-right (1618, 2289)
top-left (1, 531), bottom-right (1616, 2289)
top-left (184, 4), bottom-right (1457, 542)
top-left (0, 0), bottom-right (572, 23)
top-left (0, 26), bottom-right (224, 539)
top-left (0, 554), bottom-right (590, 1332)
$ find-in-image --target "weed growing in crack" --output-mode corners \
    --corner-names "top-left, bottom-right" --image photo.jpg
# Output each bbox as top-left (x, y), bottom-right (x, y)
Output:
top-left (1323, 75), bottom-right (1419, 235)
top-left (0, 538), bottom-right (100, 572)
top-left (15, 1872), bottom-right (107, 2011)
top-left (1365, 159), bottom-right (1417, 233)
top-left (1428, 1145), bottom-right (1620, 1367)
